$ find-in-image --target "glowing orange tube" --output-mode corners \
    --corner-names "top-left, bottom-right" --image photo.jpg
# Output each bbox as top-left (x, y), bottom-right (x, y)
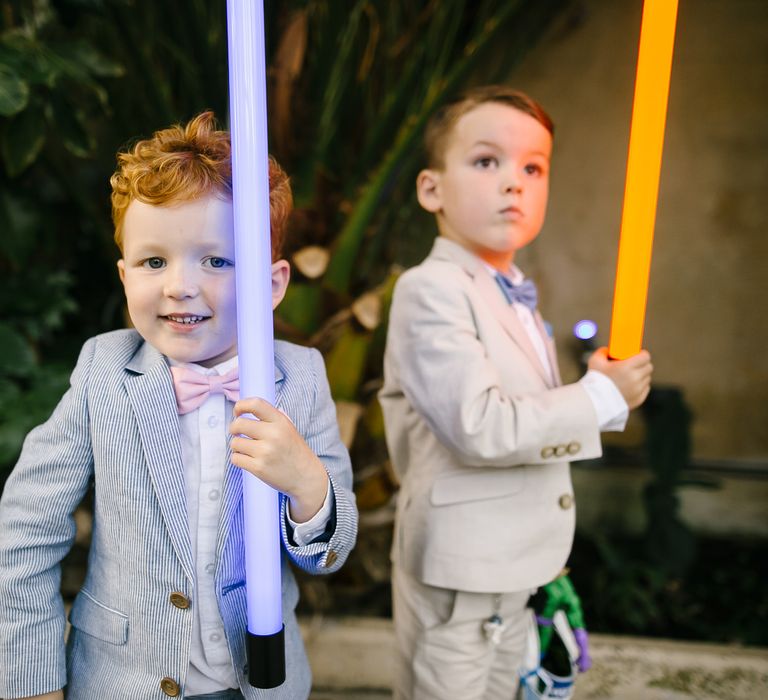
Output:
top-left (608, 0), bottom-right (679, 360)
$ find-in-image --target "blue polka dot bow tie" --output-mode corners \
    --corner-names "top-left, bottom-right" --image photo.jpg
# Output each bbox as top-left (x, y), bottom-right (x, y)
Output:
top-left (494, 273), bottom-right (538, 312)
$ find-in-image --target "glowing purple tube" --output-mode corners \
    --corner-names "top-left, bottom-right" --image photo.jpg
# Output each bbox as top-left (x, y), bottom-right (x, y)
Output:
top-left (226, 0), bottom-right (285, 688)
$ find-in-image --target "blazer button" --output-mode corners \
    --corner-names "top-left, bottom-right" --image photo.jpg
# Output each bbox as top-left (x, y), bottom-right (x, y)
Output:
top-left (324, 550), bottom-right (338, 568)
top-left (567, 441), bottom-right (581, 455)
top-left (160, 677), bottom-right (180, 696)
top-left (554, 445), bottom-right (567, 458)
top-left (169, 592), bottom-right (190, 609)
top-left (558, 494), bottom-right (574, 510)
top-left (541, 447), bottom-right (555, 459)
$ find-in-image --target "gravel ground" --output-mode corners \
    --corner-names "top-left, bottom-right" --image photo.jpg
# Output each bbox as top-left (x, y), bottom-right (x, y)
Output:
top-left (302, 617), bottom-right (768, 700)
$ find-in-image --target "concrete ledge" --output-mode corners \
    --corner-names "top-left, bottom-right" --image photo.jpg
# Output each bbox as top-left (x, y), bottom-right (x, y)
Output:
top-left (303, 616), bottom-right (396, 691)
top-left (301, 616), bottom-right (768, 700)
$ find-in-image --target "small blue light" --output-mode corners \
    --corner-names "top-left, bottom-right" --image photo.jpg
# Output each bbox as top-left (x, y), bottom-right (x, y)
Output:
top-left (574, 319), bottom-right (598, 340)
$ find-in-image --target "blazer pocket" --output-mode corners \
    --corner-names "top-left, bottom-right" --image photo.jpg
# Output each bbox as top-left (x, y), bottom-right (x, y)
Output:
top-left (430, 468), bottom-right (527, 506)
top-left (69, 588), bottom-right (129, 645)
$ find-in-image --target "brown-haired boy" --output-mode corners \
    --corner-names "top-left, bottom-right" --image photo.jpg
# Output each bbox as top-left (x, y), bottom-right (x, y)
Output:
top-left (0, 112), bottom-right (357, 700)
top-left (380, 86), bottom-right (652, 699)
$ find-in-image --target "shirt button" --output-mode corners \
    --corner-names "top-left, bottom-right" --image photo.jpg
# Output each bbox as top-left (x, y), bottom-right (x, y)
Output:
top-left (554, 444), bottom-right (567, 458)
top-left (208, 415), bottom-right (218, 429)
top-left (559, 494), bottom-right (574, 510)
top-left (567, 441), bottom-right (581, 455)
top-left (205, 562), bottom-right (215, 575)
top-left (208, 489), bottom-right (220, 501)
top-left (541, 447), bottom-right (555, 459)
top-left (160, 677), bottom-right (180, 696)
top-left (210, 632), bottom-right (222, 642)
top-left (324, 550), bottom-right (339, 568)
top-left (169, 592), bottom-right (190, 609)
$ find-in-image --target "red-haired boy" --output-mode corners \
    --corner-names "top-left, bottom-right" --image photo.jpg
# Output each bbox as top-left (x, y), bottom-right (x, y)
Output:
top-left (0, 112), bottom-right (357, 700)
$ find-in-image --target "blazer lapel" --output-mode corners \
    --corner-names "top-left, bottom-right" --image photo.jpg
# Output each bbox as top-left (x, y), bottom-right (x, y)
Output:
top-left (215, 360), bottom-right (287, 566)
top-left (428, 238), bottom-right (553, 387)
top-left (124, 341), bottom-right (194, 583)
top-left (535, 312), bottom-right (562, 386)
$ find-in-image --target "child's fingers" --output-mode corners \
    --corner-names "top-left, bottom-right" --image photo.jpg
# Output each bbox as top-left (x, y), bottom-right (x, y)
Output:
top-left (625, 349), bottom-right (652, 367)
top-left (229, 415), bottom-right (272, 440)
top-left (592, 347), bottom-right (651, 367)
top-left (233, 396), bottom-right (282, 421)
top-left (587, 347), bottom-right (610, 371)
top-left (631, 356), bottom-right (654, 381)
top-left (230, 435), bottom-right (267, 459)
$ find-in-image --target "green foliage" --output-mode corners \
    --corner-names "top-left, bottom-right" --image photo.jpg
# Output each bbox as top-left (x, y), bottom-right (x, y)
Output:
top-left (0, 363), bottom-right (71, 464)
top-left (0, 64), bottom-right (29, 115)
top-left (0, 23), bottom-right (119, 175)
top-left (570, 532), bottom-right (768, 645)
top-left (0, 1), bottom-right (121, 477)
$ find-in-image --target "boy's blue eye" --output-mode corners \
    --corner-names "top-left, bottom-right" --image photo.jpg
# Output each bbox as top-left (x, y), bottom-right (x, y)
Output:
top-left (144, 257), bottom-right (164, 269)
top-left (206, 257), bottom-right (232, 269)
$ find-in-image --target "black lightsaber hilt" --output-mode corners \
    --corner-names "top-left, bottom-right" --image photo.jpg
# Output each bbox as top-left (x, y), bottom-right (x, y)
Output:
top-left (247, 626), bottom-right (285, 688)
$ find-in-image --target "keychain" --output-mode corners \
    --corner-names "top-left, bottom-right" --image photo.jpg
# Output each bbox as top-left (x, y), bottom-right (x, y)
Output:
top-left (482, 594), bottom-right (506, 645)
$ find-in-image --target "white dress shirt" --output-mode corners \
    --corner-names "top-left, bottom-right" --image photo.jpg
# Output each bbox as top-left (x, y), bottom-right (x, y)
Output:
top-left (170, 355), bottom-right (332, 694)
top-left (485, 263), bottom-right (629, 432)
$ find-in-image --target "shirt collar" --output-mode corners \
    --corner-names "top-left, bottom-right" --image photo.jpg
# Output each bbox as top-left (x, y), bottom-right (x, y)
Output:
top-left (482, 261), bottom-right (525, 285)
top-left (167, 354), bottom-right (239, 376)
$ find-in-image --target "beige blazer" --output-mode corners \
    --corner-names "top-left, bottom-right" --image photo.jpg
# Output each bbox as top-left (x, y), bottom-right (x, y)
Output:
top-left (379, 237), bottom-right (602, 593)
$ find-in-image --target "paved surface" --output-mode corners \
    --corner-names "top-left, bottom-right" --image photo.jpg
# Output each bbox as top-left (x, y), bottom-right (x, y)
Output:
top-left (303, 616), bottom-right (768, 700)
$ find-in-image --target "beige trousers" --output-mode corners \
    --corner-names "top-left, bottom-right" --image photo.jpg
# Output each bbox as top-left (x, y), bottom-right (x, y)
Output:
top-left (392, 567), bottom-right (531, 700)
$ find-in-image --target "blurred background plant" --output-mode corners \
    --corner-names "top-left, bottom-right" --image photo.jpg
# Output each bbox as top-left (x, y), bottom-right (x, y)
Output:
top-left (1, 0), bottom-right (765, 646)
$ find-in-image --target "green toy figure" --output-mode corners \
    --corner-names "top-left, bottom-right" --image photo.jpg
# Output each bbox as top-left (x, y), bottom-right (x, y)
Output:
top-left (530, 569), bottom-right (592, 672)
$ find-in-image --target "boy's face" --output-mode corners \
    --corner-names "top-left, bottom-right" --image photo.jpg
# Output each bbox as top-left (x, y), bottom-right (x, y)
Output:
top-left (117, 194), bottom-right (289, 368)
top-left (417, 102), bottom-right (552, 268)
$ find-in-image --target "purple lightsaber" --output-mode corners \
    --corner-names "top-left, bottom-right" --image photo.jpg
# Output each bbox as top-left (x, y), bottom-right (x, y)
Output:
top-left (226, 0), bottom-right (285, 688)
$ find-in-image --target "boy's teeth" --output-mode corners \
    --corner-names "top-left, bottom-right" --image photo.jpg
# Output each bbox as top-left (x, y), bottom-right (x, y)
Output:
top-left (168, 315), bottom-right (204, 324)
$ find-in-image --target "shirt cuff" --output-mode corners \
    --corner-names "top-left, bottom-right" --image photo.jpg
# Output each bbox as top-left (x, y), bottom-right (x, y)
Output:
top-left (287, 476), bottom-right (333, 546)
top-left (579, 370), bottom-right (629, 432)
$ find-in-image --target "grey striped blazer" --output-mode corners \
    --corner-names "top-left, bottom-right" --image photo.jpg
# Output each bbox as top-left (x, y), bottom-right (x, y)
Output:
top-left (0, 329), bottom-right (358, 699)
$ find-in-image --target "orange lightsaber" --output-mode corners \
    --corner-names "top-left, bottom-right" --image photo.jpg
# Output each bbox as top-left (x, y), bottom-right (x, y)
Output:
top-left (608, 0), bottom-right (679, 360)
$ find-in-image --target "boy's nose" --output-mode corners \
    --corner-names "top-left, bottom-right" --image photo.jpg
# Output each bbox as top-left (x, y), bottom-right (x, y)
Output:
top-left (164, 267), bottom-right (199, 298)
top-left (501, 173), bottom-right (522, 194)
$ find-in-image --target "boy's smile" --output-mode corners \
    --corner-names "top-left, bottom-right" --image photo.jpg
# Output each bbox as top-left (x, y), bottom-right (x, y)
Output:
top-left (417, 102), bottom-right (552, 270)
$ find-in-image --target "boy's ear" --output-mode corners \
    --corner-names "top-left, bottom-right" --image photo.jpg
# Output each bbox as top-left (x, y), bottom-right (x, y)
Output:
top-left (416, 168), bottom-right (443, 213)
top-left (271, 259), bottom-right (290, 310)
top-left (117, 259), bottom-right (126, 285)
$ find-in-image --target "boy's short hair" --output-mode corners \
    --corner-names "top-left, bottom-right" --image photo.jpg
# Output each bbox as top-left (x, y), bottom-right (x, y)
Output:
top-left (110, 111), bottom-right (292, 260)
top-left (424, 85), bottom-right (554, 169)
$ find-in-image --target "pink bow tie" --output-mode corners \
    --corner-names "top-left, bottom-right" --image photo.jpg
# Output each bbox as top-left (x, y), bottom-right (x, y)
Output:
top-left (170, 366), bottom-right (240, 415)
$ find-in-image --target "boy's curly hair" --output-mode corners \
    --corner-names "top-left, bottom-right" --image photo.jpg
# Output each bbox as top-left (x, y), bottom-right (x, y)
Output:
top-left (110, 111), bottom-right (292, 260)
